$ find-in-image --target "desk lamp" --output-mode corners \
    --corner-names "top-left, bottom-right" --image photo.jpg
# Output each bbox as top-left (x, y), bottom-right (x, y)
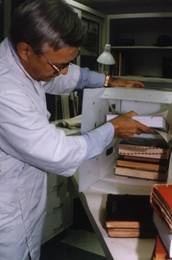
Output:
top-left (97, 44), bottom-right (115, 73)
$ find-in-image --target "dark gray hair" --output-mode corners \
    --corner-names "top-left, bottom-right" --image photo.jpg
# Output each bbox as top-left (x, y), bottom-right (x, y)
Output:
top-left (10, 0), bottom-right (86, 54)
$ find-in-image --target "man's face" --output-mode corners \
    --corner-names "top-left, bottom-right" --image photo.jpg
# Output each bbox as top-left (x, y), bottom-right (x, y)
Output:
top-left (18, 43), bottom-right (79, 81)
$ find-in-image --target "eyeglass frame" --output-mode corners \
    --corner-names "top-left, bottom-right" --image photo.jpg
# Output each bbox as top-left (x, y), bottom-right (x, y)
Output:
top-left (47, 59), bottom-right (71, 74)
top-left (43, 55), bottom-right (71, 74)
top-left (41, 48), bottom-right (80, 73)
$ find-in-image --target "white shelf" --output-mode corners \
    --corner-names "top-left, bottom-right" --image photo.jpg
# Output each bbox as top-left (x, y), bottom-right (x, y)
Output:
top-left (79, 188), bottom-right (155, 260)
top-left (108, 12), bottom-right (172, 20)
top-left (117, 75), bottom-right (172, 84)
top-left (90, 173), bottom-right (160, 195)
top-left (112, 45), bottom-right (172, 49)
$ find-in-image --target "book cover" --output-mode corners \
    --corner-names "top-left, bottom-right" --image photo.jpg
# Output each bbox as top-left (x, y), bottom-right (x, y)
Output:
top-left (151, 185), bottom-right (172, 230)
top-left (105, 194), bottom-right (156, 237)
top-left (151, 198), bottom-right (172, 232)
top-left (153, 212), bottom-right (172, 258)
top-left (152, 185), bottom-right (172, 214)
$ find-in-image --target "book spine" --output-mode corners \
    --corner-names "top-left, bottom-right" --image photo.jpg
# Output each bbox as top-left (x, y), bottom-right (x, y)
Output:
top-left (116, 159), bottom-right (167, 172)
top-left (115, 167), bottom-right (167, 181)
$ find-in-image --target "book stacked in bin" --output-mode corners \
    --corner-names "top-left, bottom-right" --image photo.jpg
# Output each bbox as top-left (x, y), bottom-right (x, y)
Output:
top-left (151, 184), bottom-right (172, 259)
top-left (115, 137), bottom-right (170, 181)
top-left (105, 194), bottom-right (156, 238)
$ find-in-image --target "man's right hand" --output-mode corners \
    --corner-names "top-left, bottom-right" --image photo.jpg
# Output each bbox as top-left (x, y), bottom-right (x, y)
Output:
top-left (110, 111), bottom-right (154, 138)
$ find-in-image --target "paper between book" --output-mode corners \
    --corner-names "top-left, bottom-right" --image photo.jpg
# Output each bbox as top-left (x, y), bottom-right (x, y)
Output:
top-left (107, 114), bottom-right (171, 142)
top-left (106, 114), bottom-right (167, 131)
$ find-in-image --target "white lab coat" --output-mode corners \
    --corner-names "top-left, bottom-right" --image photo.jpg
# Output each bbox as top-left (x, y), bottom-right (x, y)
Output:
top-left (0, 39), bottom-right (90, 260)
top-left (0, 39), bottom-right (113, 260)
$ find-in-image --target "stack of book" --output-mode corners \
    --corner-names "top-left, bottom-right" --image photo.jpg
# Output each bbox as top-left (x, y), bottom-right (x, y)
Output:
top-left (115, 137), bottom-right (170, 181)
top-left (150, 184), bottom-right (172, 258)
top-left (105, 194), bottom-right (156, 238)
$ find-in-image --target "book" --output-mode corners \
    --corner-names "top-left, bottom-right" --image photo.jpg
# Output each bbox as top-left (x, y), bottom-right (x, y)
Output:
top-left (119, 136), bottom-right (169, 148)
top-left (151, 184), bottom-right (172, 230)
top-left (106, 114), bottom-right (168, 131)
top-left (118, 144), bottom-right (170, 160)
top-left (115, 166), bottom-right (167, 181)
top-left (105, 194), bottom-right (156, 238)
top-left (118, 154), bottom-right (167, 164)
top-left (151, 185), bottom-right (172, 214)
top-left (107, 228), bottom-right (141, 238)
top-left (153, 212), bottom-right (172, 258)
top-left (116, 159), bottom-right (167, 172)
top-left (152, 235), bottom-right (169, 260)
top-left (107, 227), bottom-right (156, 238)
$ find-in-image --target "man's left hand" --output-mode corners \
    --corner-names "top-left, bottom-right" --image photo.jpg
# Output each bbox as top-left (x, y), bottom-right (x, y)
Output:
top-left (108, 77), bottom-right (144, 88)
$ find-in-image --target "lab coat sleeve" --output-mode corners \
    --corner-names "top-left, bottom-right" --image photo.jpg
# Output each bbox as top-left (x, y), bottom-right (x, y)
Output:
top-left (43, 63), bottom-right (105, 94)
top-left (0, 89), bottom-right (114, 177)
top-left (83, 123), bottom-right (114, 159)
top-left (0, 90), bottom-right (88, 176)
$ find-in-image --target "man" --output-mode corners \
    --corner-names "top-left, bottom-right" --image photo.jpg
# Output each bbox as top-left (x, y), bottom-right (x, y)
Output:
top-left (0, 0), bottom-right (152, 259)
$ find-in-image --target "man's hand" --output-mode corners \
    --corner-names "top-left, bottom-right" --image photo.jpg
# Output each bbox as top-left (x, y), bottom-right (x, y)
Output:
top-left (108, 77), bottom-right (144, 88)
top-left (110, 111), bottom-right (154, 138)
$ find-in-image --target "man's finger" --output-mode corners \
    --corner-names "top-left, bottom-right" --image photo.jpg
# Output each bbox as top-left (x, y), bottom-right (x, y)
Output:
top-left (124, 111), bottom-right (138, 118)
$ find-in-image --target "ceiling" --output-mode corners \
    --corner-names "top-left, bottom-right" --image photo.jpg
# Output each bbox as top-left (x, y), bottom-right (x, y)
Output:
top-left (74, 0), bottom-right (172, 14)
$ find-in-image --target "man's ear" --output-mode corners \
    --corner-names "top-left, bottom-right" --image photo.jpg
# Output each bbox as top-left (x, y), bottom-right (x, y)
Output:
top-left (16, 42), bottom-right (32, 62)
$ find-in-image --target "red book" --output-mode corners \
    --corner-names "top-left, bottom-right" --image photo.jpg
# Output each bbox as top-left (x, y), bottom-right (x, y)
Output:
top-left (152, 236), bottom-right (169, 260)
top-left (150, 184), bottom-right (172, 231)
top-left (152, 184), bottom-right (172, 211)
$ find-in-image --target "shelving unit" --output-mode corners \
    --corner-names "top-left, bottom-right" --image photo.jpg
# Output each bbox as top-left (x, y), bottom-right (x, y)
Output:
top-left (107, 12), bottom-right (172, 83)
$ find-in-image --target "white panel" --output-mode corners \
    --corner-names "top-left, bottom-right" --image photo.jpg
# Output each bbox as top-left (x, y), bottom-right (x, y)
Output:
top-left (79, 87), bottom-right (172, 192)
top-left (102, 88), bottom-right (172, 104)
top-left (79, 88), bottom-right (114, 191)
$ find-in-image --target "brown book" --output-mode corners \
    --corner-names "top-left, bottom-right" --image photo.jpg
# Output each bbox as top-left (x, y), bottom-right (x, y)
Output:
top-left (107, 228), bottom-right (140, 238)
top-left (118, 144), bottom-right (170, 160)
top-left (106, 220), bottom-right (140, 229)
top-left (116, 159), bottom-right (167, 172)
top-left (115, 166), bottom-right (167, 181)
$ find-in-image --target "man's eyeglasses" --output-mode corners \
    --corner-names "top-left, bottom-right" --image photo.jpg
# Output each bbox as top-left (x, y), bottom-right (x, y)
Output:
top-left (43, 55), bottom-right (70, 74)
top-left (47, 59), bottom-right (70, 73)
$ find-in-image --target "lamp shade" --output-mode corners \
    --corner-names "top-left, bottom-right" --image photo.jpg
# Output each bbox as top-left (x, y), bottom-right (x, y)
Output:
top-left (97, 44), bottom-right (115, 65)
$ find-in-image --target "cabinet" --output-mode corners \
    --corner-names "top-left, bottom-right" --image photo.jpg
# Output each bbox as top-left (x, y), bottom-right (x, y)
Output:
top-left (77, 87), bottom-right (172, 259)
top-left (80, 16), bottom-right (102, 71)
top-left (108, 13), bottom-right (172, 85)
top-left (42, 173), bottom-right (73, 243)
top-left (66, 0), bottom-right (105, 72)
